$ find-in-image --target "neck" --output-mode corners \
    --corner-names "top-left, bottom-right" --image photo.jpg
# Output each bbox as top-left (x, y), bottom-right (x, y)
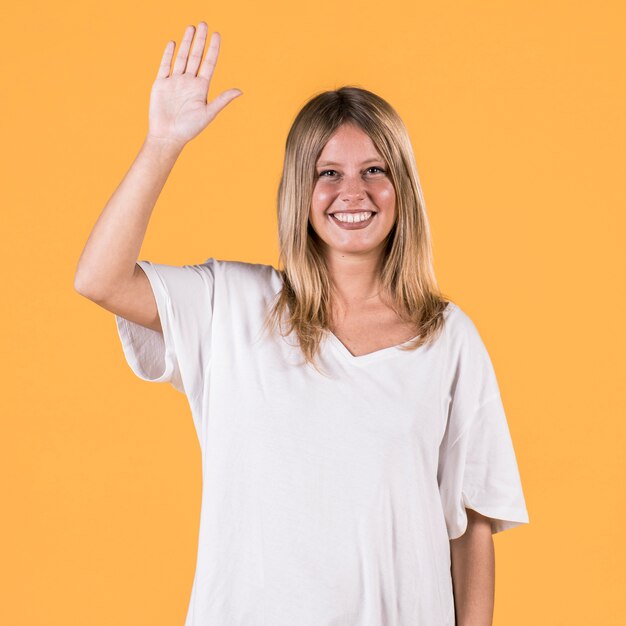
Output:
top-left (324, 247), bottom-right (386, 312)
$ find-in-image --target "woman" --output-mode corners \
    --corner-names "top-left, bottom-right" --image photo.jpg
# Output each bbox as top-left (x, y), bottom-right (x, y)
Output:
top-left (75, 21), bottom-right (529, 626)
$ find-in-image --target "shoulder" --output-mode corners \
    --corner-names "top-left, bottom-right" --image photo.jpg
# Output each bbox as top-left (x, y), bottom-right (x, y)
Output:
top-left (208, 257), bottom-right (284, 296)
top-left (442, 300), bottom-right (487, 352)
top-left (441, 300), bottom-right (501, 402)
top-left (441, 301), bottom-right (496, 380)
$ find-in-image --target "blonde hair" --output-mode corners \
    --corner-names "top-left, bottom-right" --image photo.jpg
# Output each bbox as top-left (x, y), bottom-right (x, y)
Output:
top-left (263, 85), bottom-right (452, 373)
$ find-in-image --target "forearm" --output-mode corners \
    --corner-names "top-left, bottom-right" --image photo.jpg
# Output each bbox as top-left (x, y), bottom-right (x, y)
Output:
top-left (74, 136), bottom-right (183, 298)
top-left (450, 509), bottom-right (495, 626)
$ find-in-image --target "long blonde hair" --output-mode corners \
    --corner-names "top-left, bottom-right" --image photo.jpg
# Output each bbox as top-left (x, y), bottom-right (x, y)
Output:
top-left (263, 85), bottom-right (452, 371)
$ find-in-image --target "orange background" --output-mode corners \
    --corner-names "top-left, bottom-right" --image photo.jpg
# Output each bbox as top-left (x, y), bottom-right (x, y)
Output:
top-left (2, 1), bottom-right (624, 624)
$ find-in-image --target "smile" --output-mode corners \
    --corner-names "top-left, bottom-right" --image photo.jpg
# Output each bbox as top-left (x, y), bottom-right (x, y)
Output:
top-left (328, 211), bottom-right (377, 230)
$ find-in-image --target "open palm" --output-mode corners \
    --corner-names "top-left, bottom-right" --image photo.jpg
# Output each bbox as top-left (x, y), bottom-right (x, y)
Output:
top-left (147, 22), bottom-right (242, 147)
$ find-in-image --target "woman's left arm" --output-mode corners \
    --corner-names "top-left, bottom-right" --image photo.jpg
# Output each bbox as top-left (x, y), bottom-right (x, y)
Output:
top-left (450, 508), bottom-right (495, 626)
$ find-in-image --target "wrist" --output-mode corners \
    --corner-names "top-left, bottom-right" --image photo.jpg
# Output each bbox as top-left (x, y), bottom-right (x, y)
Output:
top-left (142, 134), bottom-right (185, 159)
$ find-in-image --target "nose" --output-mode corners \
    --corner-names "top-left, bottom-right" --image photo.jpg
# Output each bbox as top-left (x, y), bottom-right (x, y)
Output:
top-left (340, 174), bottom-right (366, 204)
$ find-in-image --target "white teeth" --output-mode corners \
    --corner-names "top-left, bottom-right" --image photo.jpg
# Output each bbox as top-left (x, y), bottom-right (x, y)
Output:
top-left (332, 211), bottom-right (373, 223)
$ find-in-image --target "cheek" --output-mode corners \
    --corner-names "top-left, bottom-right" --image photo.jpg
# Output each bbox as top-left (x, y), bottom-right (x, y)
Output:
top-left (376, 183), bottom-right (396, 206)
top-left (377, 186), bottom-right (397, 226)
top-left (311, 186), bottom-right (334, 210)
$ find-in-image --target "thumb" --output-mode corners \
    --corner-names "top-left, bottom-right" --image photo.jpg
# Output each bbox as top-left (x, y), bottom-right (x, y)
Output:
top-left (207, 88), bottom-right (243, 118)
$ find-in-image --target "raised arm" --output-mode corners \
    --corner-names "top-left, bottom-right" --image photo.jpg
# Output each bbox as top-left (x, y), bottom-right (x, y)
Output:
top-left (73, 21), bottom-right (242, 332)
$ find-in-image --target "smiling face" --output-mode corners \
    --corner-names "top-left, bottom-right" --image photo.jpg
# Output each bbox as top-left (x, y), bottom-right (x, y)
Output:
top-left (309, 122), bottom-right (397, 260)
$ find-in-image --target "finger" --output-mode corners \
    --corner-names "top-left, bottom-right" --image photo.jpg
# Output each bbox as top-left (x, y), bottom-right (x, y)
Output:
top-left (156, 40), bottom-right (175, 79)
top-left (172, 25), bottom-right (195, 75)
top-left (198, 31), bottom-right (221, 83)
top-left (185, 21), bottom-right (208, 75)
top-left (206, 88), bottom-right (243, 119)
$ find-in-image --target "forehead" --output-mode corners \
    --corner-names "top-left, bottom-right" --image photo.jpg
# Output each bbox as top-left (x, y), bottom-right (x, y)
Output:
top-left (316, 124), bottom-right (383, 162)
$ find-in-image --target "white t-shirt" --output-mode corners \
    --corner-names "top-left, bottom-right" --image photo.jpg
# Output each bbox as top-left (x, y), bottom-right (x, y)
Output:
top-left (115, 257), bottom-right (529, 626)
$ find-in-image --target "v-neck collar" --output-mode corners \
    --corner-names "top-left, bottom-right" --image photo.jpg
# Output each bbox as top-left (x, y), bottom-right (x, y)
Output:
top-left (322, 302), bottom-right (456, 366)
top-left (325, 330), bottom-right (422, 366)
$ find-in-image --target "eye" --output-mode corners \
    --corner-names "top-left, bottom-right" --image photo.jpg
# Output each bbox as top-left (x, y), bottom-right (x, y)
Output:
top-left (317, 167), bottom-right (386, 177)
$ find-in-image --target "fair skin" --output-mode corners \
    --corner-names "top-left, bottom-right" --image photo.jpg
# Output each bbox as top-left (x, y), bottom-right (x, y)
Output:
top-left (309, 124), bottom-right (496, 625)
top-left (74, 21), bottom-right (241, 330)
top-left (450, 510), bottom-right (496, 626)
top-left (75, 19), bottom-right (494, 624)
top-left (309, 122), bottom-right (419, 356)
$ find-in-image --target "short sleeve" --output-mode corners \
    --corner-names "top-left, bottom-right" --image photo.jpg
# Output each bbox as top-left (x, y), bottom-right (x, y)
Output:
top-left (437, 307), bottom-right (530, 540)
top-left (114, 258), bottom-right (216, 406)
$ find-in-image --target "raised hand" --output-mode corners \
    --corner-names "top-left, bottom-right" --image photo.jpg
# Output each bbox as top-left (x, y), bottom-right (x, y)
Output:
top-left (146, 22), bottom-right (242, 149)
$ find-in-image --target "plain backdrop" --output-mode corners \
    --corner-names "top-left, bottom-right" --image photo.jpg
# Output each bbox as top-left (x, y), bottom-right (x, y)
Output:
top-left (1, 1), bottom-right (624, 624)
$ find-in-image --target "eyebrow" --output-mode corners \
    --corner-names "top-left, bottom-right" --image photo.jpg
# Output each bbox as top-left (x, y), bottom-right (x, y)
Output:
top-left (316, 158), bottom-right (384, 167)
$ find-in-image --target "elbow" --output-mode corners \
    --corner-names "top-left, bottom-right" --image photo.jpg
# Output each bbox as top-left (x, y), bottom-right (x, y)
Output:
top-left (73, 271), bottom-right (90, 297)
top-left (74, 270), bottom-right (106, 301)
